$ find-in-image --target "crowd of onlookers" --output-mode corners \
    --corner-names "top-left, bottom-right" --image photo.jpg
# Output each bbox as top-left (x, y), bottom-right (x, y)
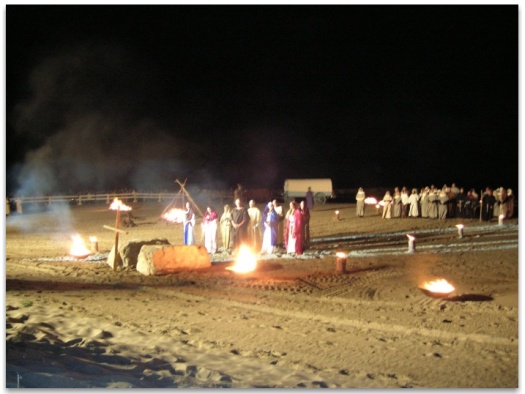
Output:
top-left (355, 184), bottom-right (515, 222)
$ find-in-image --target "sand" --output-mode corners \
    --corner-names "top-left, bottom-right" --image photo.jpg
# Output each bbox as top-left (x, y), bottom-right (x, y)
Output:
top-left (4, 201), bottom-right (519, 388)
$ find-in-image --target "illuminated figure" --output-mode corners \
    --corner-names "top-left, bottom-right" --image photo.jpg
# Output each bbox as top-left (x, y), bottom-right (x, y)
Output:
top-left (183, 202), bottom-right (195, 245)
top-left (202, 206), bottom-right (218, 254)
top-left (285, 201), bottom-right (303, 255)
top-left (220, 204), bottom-right (233, 252)
top-left (355, 187), bottom-right (365, 217)
top-left (260, 202), bottom-right (279, 254)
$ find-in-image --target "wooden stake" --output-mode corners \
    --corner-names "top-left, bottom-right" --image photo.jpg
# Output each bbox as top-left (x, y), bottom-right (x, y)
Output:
top-left (103, 225), bottom-right (129, 234)
top-left (113, 206), bottom-right (121, 271)
top-left (175, 178), bottom-right (204, 217)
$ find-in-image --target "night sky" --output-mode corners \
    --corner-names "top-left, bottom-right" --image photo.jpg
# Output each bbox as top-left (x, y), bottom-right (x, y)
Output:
top-left (6, 5), bottom-right (518, 196)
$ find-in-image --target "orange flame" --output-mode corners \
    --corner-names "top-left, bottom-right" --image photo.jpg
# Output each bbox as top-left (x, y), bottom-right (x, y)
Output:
top-left (70, 234), bottom-right (91, 258)
top-left (420, 279), bottom-right (455, 294)
top-left (226, 245), bottom-right (257, 273)
top-left (162, 208), bottom-right (187, 223)
top-left (109, 198), bottom-right (132, 211)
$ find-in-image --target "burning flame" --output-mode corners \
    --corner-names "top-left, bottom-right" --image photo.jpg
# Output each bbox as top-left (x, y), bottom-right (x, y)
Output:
top-left (336, 252), bottom-right (347, 258)
top-left (109, 198), bottom-right (132, 211)
top-left (364, 197), bottom-right (378, 205)
top-left (162, 208), bottom-right (187, 223)
top-left (406, 234), bottom-right (415, 241)
top-left (455, 224), bottom-right (464, 230)
top-left (226, 245), bottom-right (257, 273)
top-left (70, 234), bottom-right (91, 258)
top-left (420, 279), bottom-right (455, 294)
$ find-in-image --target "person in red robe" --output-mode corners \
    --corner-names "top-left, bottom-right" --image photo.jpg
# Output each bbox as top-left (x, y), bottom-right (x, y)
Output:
top-left (284, 201), bottom-right (303, 255)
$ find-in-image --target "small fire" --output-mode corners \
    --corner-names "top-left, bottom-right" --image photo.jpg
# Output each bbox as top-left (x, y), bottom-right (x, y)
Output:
top-left (364, 197), bottom-right (378, 205)
top-left (226, 245), bottom-right (257, 273)
top-left (162, 208), bottom-right (187, 223)
top-left (109, 198), bottom-right (132, 211)
top-left (336, 252), bottom-right (347, 259)
top-left (420, 279), bottom-right (455, 294)
top-left (70, 234), bottom-right (91, 258)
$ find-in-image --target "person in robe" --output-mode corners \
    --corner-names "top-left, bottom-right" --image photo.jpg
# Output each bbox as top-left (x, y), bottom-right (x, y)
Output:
top-left (481, 187), bottom-right (496, 222)
top-left (305, 187), bottom-right (314, 211)
top-left (455, 187), bottom-right (467, 218)
top-left (231, 198), bottom-right (249, 251)
top-left (448, 183), bottom-right (460, 218)
top-left (408, 188), bottom-right (420, 217)
top-left (220, 204), bottom-right (233, 252)
top-left (392, 187), bottom-right (401, 218)
top-left (427, 186), bottom-right (438, 219)
top-left (420, 187), bottom-right (430, 218)
top-left (438, 188), bottom-right (449, 220)
top-left (247, 200), bottom-right (262, 251)
top-left (183, 202), bottom-right (196, 245)
top-left (506, 189), bottom-right (515, 218)
top-left (355, 187), bottom-right (365, 217)
top-left (272, 199), bottom-right (285, 248)
top-left (382, 191), bottom-right (393, 219)
top-left (284, 201), bottom-right (303, 255)
top-left (202, 206), bottom-right (218, 254)
top-left (496, 187), bottom-right (509, 219)
top-left (400, 187), bottom-right (409, 218)
top-left (260, 202), bottom-right (279, 254)
top-left (300, 200), bottom-right (310, 248)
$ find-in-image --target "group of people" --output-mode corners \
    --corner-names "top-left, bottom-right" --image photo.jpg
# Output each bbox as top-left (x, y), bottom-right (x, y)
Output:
top-left (354, 184), bottom-right (515, 221)
top-left (183, 197), bottom-right (311, 256)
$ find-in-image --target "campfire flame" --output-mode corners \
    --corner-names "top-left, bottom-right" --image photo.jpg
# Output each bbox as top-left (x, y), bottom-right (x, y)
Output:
top-left (226, 245), bottom-right (257, 273)
top-left (336, 252), bottom-right (347, 259)
top-left (109, 198), bottom-right (132, 211)
top-left (364, 197), bottom-right (378, 205)
top-left (70, 234), bottom-right (91, 258)
top-left (162, 208), bottom-right (187, 223)
top-left (420, 279), bottom-right (455, 294)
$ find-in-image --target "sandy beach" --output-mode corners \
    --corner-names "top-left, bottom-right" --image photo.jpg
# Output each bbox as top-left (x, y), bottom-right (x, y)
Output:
top-left (5, 200), bottom-right (519, 388)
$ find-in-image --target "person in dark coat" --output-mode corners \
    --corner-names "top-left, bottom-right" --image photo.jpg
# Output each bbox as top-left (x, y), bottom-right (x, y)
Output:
top-left (481, 187), bottom-right (496, 222)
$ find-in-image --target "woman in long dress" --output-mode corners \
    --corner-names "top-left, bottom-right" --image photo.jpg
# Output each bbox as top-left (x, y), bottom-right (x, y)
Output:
top-left (284, 201), bottom-right (303, 255)
top-left (355, 187), bottom-right (365, 217)
top-left (183, 202), bottom-right (195, 245)
top-left (392, 187), bottom-right (401, 218)
top-left (438, 189), bottom-right (449, 220)
top-left (220, 204), bottom-right (233, 252)
top-left (260, 202), bottom-right (279, 254)
top-left (408, 188), bottom-right (420, 217)
top-left (202, 206), bottom-right (218, 254)
top-left (382, 191), bottom-right (392, 219)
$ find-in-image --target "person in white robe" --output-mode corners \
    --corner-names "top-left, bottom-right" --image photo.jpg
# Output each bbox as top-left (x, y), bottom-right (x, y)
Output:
top-left (408, 188), bottom-right (420, 217)
top-left (382, 191), bottom-right (393, 219)
top-left (247, 200), bottom-right (262, 251)
top-left (355, 187), bottom-right (365, 217)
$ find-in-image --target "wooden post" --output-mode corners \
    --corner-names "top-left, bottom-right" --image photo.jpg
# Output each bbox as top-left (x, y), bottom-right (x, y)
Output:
top-left (113, 206), bottom-right (121, 271)
top-left (176, 179), bottom-right (204, 217)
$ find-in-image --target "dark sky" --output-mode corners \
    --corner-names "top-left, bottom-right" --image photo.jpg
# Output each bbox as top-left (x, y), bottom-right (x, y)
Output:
top-left (6, 5), bottom-right (518, 195)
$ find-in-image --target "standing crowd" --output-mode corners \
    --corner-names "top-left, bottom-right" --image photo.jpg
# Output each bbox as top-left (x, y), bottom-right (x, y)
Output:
top-left (352, 184), bottom-right (515, 222)
top-left (182, 183), bottom-right (313, 256)
top-left (180, 183), bottom-right (515, 256)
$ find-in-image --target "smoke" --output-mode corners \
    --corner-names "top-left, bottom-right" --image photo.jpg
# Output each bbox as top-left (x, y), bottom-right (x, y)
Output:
top-left (10, 43), bottom-right (204, 197)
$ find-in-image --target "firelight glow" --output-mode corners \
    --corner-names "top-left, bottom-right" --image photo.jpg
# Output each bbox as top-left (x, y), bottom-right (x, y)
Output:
top-left (226, 245), bottom-right (257, 273)
top-left (162, 208), bottom-right (186, 223)
top-left (70, 234), bottom-right (91, 258)
top-left (420, 279), bottom-right (455, 294)
top-left (364, 197), bottom-right (378, 205)
top-left (109, 198), bottom-right (132, 211)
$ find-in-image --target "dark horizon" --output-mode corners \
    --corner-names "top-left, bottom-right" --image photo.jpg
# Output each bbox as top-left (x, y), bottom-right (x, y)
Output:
top-left (6, 5), bottom-right (518, 196)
